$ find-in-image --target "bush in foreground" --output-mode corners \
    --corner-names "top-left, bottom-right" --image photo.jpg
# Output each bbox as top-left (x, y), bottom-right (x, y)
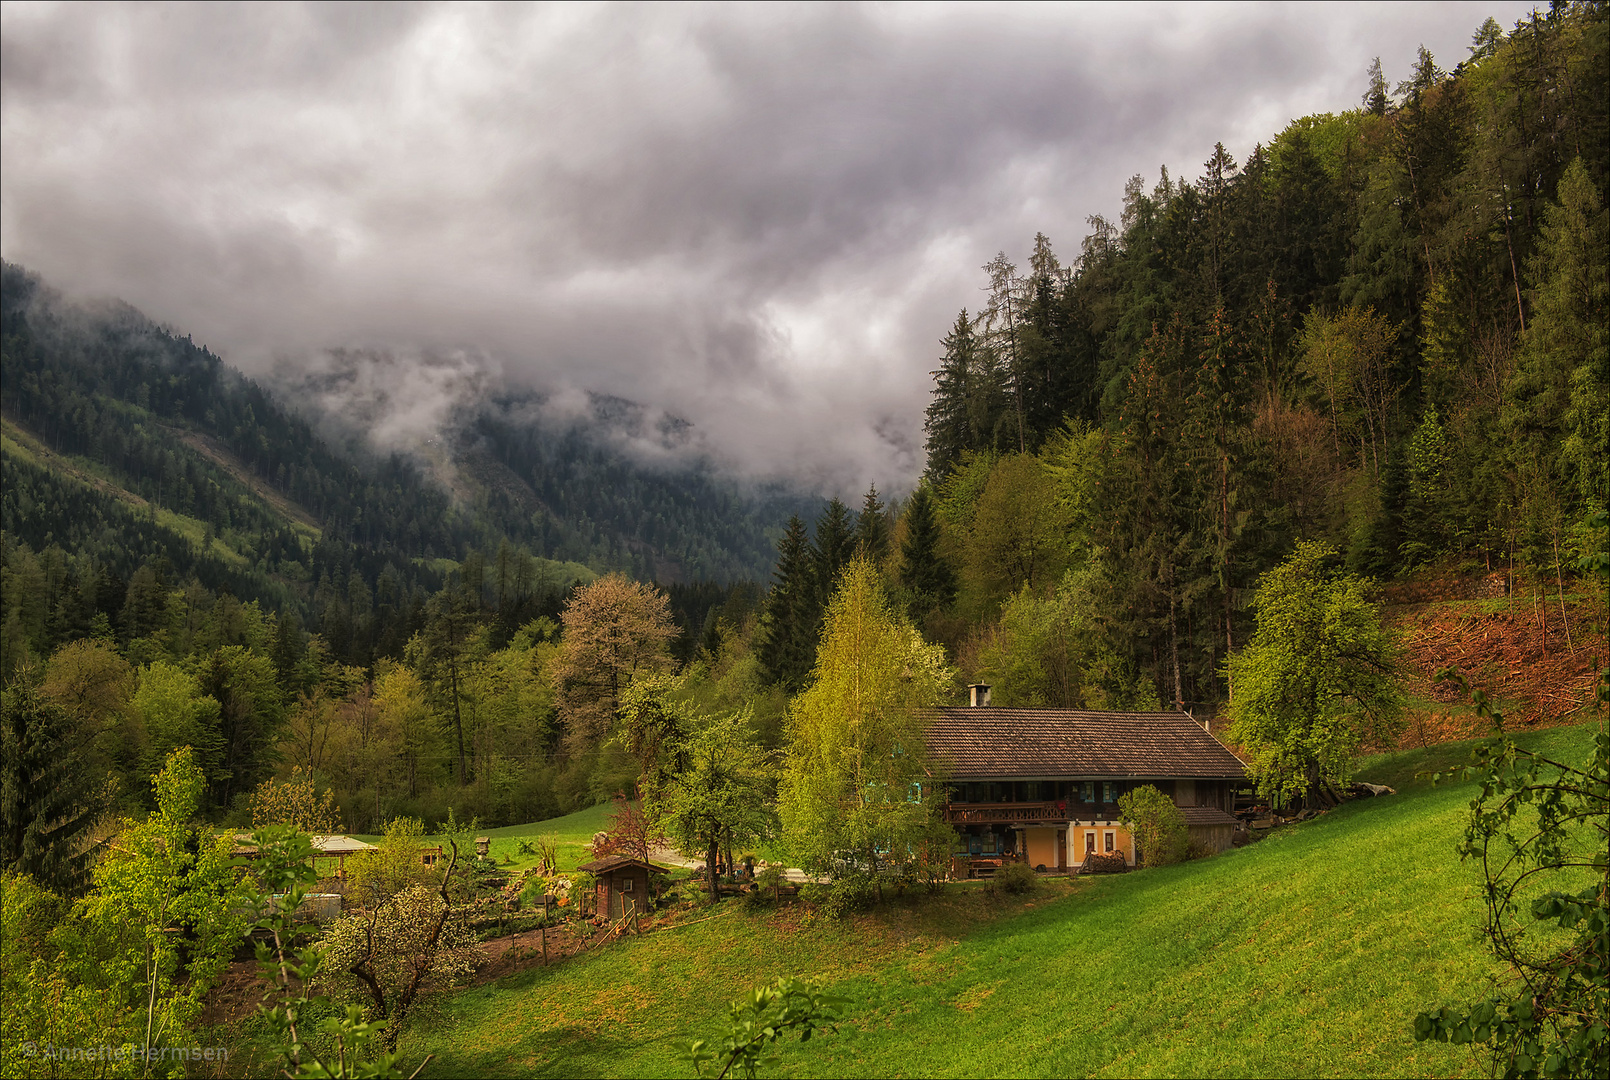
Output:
top-left (993, 861), bottom-right (1038, 894)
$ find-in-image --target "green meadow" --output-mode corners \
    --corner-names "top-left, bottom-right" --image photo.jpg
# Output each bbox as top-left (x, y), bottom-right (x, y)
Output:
top-left (352, 801), bottom-right (619, 875)
top-left (394, 722), bottom-right (1601, 1078)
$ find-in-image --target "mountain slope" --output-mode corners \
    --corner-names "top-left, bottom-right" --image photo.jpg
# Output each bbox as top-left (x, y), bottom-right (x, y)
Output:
top-left (1, 262), bottom-right (809, 611)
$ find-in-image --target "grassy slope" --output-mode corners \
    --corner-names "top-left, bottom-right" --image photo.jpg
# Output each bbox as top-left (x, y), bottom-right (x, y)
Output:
top-left (399, 722), bottom-right (1600, 1079)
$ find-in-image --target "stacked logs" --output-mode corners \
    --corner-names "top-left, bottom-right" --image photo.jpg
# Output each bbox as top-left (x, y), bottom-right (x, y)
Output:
top-left (1081, 852), bottom-right (1127, 874)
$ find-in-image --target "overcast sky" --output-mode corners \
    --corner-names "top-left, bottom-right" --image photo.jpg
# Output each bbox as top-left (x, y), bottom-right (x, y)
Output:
top-left (1, 1), bottom-right (1536, 497)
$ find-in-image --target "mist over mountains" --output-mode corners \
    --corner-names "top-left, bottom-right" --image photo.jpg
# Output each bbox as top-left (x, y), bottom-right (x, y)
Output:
top-left (1, 262), bottom-right (814, 593)
top-left (1, 2), bottom-right (1528, 500)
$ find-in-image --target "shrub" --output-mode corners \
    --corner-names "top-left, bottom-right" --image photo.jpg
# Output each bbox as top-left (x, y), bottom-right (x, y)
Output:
top-left (346, 817), bottom-right (432, 911)
top-left (685, 977), bottom-right (846, 1079)
top-left (755, 864), bottom-right (786, 901)
top-left (1118, 784), bottom-right (1187, 868)
top-left (993, 861), bottom-right (1038, 895)
top-left (567, 870), bottom-right (596, 912)
top-left (801, 875), bottom-right (874, 919)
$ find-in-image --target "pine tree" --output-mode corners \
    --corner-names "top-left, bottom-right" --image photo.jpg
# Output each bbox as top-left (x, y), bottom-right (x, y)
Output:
top-left (418, 585), bottom-right (479, 785)
top-left (924, 310), bottom-right (1007, 480)
top-left (1395, 45), bottom-right (1444, 107)
top-left (756, 516), bottom-right (820, 691)
top-left (1507, 158), bottom-right (1609, 512)
top-left (898, 486), bottom-right (956, 618)
top-left (1187, 305), bottom-right (1257, 684)
top-left (812, 499), bottom-right (856, 603)
top-left (1468, 17), bottom-right (1503, 63)
top-left (854, 484), bottom-right (889, 565)
top-left (1363, 57), bottom-right (1390, 115)
top-left (1, 684), bottom-right (105, 894)
top-left (981, 252), bottom-right (1028, 452)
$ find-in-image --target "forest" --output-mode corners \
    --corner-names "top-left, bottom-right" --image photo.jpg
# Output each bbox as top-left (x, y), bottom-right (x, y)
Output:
top-left (2, 6), bottom-right (1605, 836)
top-left (897, 10), bottom-right (1607, 711)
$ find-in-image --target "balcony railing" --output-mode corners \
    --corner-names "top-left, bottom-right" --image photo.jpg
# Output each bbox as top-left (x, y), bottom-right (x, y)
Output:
top-left (943, 800), bottom-right (1068, 824)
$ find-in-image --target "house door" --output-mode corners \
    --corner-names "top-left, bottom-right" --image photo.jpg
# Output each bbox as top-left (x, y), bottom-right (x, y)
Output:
top-left (1056, 830), bottom-right (1066, 869)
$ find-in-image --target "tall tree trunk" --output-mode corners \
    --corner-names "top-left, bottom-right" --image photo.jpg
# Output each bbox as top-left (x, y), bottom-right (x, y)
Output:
top-left (1552, 528), bottom-right (1574, 652)
top-left (449, 657), bottom-right (467, 786)
top-left (706, 836), bottom-right (719, 902)
top-left (1168, 578), bottom-right (1184, 711)
top-left (1221, 453), bottom-right (1234, 699)
top-left (1503, 209), bottom-right (1527, 333)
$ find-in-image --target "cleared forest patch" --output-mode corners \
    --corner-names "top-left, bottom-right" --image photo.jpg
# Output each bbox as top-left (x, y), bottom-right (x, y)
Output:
top-left (1386, 588), bottom-right (1603, 747)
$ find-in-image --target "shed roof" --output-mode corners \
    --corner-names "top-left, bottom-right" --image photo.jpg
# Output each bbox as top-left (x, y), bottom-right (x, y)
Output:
top-left (927, 708), bottom-right (1246, 780)
top-left (1180, 806), bottom-right (1241, 827)
top-left (231, 833), bottom-right (378, 857)
top-left (578, 855), bottom-right (671, 875)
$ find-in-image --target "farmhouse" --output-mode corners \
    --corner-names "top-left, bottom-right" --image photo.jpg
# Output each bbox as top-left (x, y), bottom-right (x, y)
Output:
top-left (930, 686), bottom-right (1246, 877)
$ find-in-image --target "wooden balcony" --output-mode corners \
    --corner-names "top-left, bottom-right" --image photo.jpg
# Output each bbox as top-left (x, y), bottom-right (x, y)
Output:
top-left (943, 800), bottom-right (1067, 824)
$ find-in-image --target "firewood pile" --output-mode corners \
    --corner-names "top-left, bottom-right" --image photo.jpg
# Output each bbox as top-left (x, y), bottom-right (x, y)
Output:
top-left (1081, 852), bottom-right (1127, 874)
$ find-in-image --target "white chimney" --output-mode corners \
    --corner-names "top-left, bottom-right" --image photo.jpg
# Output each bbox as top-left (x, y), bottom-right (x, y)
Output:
top-left (968, 683), bottom-right (992, 707)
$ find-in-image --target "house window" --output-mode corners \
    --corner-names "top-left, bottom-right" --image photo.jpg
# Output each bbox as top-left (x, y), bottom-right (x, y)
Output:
top-left (1080, 781), bottom-right (1094, 802)
top-left (1084, 831), bottom-right (1096, 854)
top-left (1104, 831), bottom-right (1116, 854)
top-left (621, 877), bottom-right (634, 892)
top-left (1102, 781), bottom-right (1117, 803)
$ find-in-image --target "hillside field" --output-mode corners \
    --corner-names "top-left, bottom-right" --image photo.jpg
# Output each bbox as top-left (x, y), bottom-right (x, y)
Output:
top-left (376, 722), bottom-right (1600, 1079)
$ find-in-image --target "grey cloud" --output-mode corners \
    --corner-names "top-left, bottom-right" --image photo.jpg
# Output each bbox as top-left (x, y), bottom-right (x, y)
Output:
top-left (1, 1), bottom-right (1534, 497)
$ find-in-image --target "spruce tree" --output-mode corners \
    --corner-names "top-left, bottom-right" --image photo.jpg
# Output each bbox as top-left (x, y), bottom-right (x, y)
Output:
top-left (812, 499), bottom-right (856, 603)
top-left (1, 684), bottom-right (105, 894)
top-left (899, 486), bottom-right (956, 618)
top-left (756, 516), bottom-right (819, 691)
top-left (924, 310), bottom-right (980, 480)
top-left (854, 484), bottom-right (890, 565)
top-left (1363, 57), bottom-right (1390, 115)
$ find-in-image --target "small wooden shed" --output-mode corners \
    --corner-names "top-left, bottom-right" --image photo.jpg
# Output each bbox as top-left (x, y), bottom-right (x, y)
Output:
top-left (1180, 806), bottom-right (1240, 854)
top-left (578, 855), bottom-right (666, 920)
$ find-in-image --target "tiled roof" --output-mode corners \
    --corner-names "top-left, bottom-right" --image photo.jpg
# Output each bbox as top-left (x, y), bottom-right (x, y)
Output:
top-left (1180, 806), bottom-right (1240, 827)
top-left (926, 708), bottom-right (1246, 780)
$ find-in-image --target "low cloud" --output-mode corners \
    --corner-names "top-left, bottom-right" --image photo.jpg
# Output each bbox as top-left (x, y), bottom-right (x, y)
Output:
top-left (0, 1), bottom-right (1531, 497)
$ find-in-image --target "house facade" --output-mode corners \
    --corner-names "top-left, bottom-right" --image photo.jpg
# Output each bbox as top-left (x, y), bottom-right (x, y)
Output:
top-left (928, 691), bottom-right (1246, 877)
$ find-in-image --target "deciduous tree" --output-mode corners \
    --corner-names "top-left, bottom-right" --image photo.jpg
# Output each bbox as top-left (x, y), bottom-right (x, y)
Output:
top-left (1225, 541), bottom-right (1405, 809)
top-left (551, 573), bottom-right (677, 755)
top-left (779, 559), bottom-right (953, 899)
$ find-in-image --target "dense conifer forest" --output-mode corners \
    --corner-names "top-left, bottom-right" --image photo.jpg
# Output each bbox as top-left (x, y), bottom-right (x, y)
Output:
top-left (884, 10), bottom-right (1607, 710)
